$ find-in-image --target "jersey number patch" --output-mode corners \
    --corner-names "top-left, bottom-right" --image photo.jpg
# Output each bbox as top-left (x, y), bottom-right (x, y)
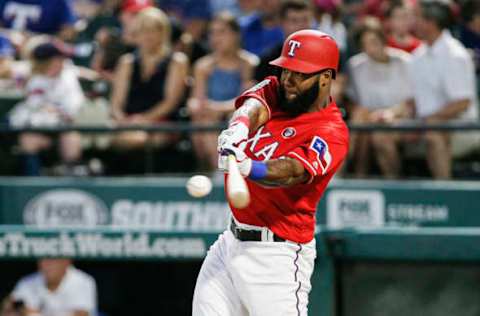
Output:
top-left (310, 136), bottom-right (332, 175)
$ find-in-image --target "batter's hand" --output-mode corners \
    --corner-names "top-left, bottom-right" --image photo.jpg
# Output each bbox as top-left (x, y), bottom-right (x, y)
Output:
top-left (217, 120), bottom-right (249, 151)
top-left (218, 117), bottom-right (253, 176)
top-left (218, 147), bottom-right (252, 177)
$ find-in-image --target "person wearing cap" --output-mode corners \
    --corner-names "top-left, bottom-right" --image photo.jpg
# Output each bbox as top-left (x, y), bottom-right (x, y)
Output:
top-left (192, 29), bottom-right (349, 315)
top-left (9, 40), bottom-right (86, 175)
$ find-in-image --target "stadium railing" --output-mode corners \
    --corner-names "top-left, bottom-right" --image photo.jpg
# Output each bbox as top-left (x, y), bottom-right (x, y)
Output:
top-left (1, 121), bottom-right (480, 133)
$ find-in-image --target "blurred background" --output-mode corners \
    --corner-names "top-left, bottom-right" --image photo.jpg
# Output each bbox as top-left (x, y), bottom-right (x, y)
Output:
top-left (0, 0), bottom-right (480, 315)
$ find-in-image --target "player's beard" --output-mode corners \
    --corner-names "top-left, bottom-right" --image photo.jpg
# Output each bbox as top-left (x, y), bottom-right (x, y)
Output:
top-left (278, 80), bottom-right (320, 116)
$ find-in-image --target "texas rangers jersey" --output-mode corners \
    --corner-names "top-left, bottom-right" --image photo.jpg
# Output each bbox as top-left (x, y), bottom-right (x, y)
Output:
top-left (228, 76), bottom-right (349, 243)
top-left (0, 0), bottom-right (76, 34)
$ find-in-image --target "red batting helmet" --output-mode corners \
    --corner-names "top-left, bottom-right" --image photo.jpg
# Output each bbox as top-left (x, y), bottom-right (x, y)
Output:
top-left (269, 29), bottom-right (339, 74)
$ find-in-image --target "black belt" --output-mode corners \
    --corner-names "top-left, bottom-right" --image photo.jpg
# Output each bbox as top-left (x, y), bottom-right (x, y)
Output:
top-left (230, 219), bottom-right (286, 242)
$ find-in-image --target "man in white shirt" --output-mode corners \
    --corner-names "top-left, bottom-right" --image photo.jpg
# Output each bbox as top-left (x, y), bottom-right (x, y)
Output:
top-left (372, 0), bottom-right (479, 179)
top-left (10, 258), bottom-right (97, 316)
top-left (347, 17), bottom-right (414, 177)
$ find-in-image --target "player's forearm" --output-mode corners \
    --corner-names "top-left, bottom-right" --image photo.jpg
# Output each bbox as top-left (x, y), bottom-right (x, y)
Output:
top-left (230, 98), bottom-right (269, 133)
top-left (254, 158), bottom-right (309, 187)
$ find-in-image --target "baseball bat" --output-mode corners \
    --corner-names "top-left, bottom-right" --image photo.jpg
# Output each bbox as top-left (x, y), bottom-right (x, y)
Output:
top-left (227, 155), bottom-right (250, 209)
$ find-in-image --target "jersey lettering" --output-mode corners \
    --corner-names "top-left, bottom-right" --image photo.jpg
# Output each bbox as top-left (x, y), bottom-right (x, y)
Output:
top-left (5, 2), bottom-right (41, 30)
top-left (254, 142), bottom-right (279, 160)
top-left (246, 126), bottom-right (279, 160)
top-left (310, 136), bottom-right (332, 175)
top-left (288, 40), bottom-right (301, 57)
top-left (246, 126), bottom-right (271, 152)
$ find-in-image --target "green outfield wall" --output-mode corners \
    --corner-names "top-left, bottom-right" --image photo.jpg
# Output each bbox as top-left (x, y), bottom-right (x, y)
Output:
top-left (0, 177), bottom-right (480, 316)
top-left (0, 177), bottom-right (479, 228)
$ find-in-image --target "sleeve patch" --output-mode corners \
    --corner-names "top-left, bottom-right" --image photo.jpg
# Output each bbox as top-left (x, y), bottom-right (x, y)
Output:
top-left (310, 136), bottom-right (332, 175)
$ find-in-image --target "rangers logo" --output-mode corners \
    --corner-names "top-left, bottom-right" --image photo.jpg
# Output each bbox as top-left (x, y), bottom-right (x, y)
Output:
top-left (287, 40), bottom-right (301, 57)
top-left (281, 127), bottom-right (296, 139)
top-left (310, 136), bottom-right (332, 175)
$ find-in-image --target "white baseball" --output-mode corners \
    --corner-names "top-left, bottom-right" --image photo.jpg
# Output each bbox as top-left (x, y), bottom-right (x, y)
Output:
top-left (186, 175), bottom-right (212, 198)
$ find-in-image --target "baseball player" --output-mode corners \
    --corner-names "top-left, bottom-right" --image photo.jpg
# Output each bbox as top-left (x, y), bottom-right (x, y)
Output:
top-left (192, 30), bottom-right (349, 316)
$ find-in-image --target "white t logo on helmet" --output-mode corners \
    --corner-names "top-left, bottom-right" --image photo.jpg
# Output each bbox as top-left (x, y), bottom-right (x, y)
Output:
top-left (287, 40), bottom-right (301, 57)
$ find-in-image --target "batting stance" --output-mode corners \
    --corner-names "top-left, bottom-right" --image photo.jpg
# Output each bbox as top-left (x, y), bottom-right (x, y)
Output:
top-left (192, 30), bottom-right (349, 316)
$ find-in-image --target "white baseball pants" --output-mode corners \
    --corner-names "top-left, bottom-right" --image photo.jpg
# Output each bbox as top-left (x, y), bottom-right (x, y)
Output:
top-left (192, 228), bottom-right (316, 316)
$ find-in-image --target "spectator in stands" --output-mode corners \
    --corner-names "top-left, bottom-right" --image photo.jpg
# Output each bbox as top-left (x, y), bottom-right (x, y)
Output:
top-left (255, 0), bottom-right (314, 81)
top-left (8, 258), bottom-right (97, 316)
top-left (9, 39), bottom-right (86, 176)
top-left (239, 0), bottom-right (284, 56)
top-left (188, 12), bottom-right (258, 170)
top-left (385, 1), bottom-right (421, 53)
top-left (0, 0), bottom-right (77, 42)
top-left (110, 7), bottom-right (189, 150)
top-left (347, 17), bottom-right (414, 177)
top-left (119, 0), bottom-right (153, 47)
top-left (373, 1), bottom-right (479, 179)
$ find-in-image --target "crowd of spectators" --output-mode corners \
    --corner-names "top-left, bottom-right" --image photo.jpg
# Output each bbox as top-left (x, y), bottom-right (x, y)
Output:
top-left (0, 0), bottom-right (479, 179)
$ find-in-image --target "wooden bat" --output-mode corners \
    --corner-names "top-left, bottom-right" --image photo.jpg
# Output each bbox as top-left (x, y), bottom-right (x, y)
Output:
top-left (227, 155), bottom-right (250, 209)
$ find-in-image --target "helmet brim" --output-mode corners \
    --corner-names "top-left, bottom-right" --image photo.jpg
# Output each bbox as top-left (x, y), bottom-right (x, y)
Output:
top-left (269, 56), bottom-right (321, 74)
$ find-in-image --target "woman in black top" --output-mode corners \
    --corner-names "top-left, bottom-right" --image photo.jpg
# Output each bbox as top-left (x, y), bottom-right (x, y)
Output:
top-left (110, 7), bottom-right (189, 149)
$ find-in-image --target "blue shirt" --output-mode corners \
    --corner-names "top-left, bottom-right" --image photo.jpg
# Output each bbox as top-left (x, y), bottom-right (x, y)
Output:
top-left (0, 34), bottom-right (14, 56)
top-left (0, 0), bottom-right (76, 34)
top-left (207, 68), bottom-right (242, 101)
top-left (239, 13), bottom-right (284, 56)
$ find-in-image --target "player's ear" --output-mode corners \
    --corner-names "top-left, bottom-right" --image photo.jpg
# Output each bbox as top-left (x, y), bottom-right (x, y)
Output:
top-left (319, 70), bottom-right (333, 88)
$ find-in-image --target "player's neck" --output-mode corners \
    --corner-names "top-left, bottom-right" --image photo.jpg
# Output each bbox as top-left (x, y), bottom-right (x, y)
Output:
top-left (310, 95), bottom-right (330, 112)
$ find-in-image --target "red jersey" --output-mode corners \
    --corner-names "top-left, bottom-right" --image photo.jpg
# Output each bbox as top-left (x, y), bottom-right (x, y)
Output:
top-left (227, 76), bottom-right (349, 243)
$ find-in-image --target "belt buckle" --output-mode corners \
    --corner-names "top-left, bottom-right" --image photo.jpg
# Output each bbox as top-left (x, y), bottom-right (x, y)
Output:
top-left (261, 228), bottom-right (272, 242)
